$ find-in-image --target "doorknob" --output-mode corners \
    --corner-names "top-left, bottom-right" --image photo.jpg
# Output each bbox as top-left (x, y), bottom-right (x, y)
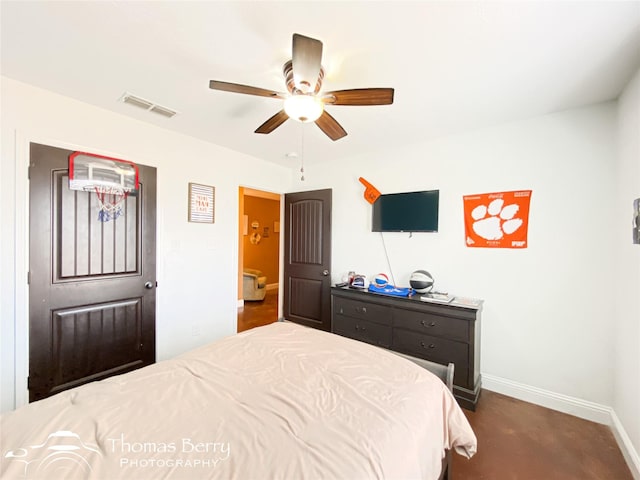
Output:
top-left (144, 281), bottom-right (154, 289)
top-left (322, 270), bottom-right (329, 276)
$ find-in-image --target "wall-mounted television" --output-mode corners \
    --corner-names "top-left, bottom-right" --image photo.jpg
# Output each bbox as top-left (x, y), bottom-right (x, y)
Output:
top-left (372, 190), bottom-right (439, 232)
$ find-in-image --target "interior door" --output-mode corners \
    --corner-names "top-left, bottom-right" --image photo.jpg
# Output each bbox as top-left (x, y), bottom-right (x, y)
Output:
top-left (283, 189), bottom-right (332, 331)
top-left (28, 142), bottom-right (157, 402)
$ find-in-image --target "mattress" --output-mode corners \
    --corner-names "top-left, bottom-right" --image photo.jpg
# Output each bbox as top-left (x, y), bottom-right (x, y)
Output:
top-left (1, 322), bottom-right (476, 479)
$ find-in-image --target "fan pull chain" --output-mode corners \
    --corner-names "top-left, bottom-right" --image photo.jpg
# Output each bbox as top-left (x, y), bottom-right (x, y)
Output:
top-left (300, 125), bottom-right (305, 181)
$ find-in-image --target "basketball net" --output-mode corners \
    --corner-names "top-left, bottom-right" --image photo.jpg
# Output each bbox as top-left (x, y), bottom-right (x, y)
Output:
top-left (93, 185), bottom-right (130, 222)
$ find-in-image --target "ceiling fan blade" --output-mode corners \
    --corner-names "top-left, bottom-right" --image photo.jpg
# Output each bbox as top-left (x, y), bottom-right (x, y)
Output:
top-left (315, 110), bottom-right (347, 141)
top-left (255, 110), bottom-right (289, 134)
top-left (292, 34), bottom-right (323, 93)
top-left (209, 80), bottom-right (286, 99)
top-left (323, 88), bottom-right (394, 106)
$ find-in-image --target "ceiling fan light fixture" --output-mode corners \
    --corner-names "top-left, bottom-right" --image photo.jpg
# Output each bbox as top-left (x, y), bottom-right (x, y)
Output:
top-left (284, 95), bottom-right (323, 123)
top-left (208, 33), bottom-right (393, 140)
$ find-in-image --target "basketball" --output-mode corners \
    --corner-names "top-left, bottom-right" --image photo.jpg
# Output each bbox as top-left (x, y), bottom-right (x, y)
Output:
top-left (373, 273), bottom-right (389, 287)
top-left (410, 270), bottom-right (434, 293)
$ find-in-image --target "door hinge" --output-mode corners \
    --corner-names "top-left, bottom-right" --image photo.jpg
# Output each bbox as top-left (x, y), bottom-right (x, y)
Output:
top-left (28, 166), bottom-right (31, 180)
top-left (27, 376), bottom-right (31, 389)
top-left (27, 271), bottom-right (30, 285)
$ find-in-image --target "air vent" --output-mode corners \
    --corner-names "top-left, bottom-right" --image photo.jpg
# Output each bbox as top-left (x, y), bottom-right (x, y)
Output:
top-left (119, 92), bottom-right (177, 118)
top-left (149, 105), bottom-right (177, 118)
top-left (122, 94), bottom-right (153, 110)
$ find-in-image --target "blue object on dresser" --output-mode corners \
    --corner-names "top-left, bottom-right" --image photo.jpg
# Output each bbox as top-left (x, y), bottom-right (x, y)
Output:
top-left (367, 284), bottom-right (414, 297)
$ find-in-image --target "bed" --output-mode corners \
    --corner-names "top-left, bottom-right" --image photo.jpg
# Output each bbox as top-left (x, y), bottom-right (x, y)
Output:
top-left (1, 322), bottom-right (476, 479)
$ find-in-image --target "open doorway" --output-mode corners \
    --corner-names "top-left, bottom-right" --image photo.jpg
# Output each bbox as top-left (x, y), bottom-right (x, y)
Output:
top-left (237, 187), bottom-right (281, 332)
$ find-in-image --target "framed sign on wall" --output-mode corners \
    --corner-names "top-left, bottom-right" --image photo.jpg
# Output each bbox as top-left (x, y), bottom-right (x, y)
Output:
top-left (188, 183), bottom-right (215, 223)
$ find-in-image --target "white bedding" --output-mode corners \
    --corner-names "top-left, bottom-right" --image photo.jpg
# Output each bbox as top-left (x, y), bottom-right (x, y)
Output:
top-left (1, 322), bottom-right (476, 479)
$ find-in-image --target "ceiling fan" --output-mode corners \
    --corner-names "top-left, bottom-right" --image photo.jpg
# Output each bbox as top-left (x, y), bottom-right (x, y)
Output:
top-left (209, 33), bottom-right (394, 141)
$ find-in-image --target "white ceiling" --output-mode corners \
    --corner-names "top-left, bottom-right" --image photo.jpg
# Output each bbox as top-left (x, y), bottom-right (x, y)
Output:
top-left (2, 1), bottom-right (640, 168)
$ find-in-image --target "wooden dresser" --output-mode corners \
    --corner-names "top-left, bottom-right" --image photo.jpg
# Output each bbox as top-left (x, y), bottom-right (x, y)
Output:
top-left (331, 287), bottom-right (482, 410)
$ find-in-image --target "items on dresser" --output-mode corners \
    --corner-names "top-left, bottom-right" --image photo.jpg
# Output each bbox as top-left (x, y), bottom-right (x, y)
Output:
top-left (331, 287), bottom-right (482, 410)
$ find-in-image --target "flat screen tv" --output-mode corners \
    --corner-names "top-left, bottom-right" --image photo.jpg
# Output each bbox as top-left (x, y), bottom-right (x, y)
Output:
top-left (372, 190), bottom-right (439, 232)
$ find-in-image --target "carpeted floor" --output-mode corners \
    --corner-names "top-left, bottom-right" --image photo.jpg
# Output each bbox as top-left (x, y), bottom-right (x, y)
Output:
top-left (452, 390), bottom-right (633, 479)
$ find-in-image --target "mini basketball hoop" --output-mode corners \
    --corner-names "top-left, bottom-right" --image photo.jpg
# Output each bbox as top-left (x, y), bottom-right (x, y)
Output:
top-left (93, 185), bottom-right (129, 222)
top-left (68, 152), bottom-right (139, 222)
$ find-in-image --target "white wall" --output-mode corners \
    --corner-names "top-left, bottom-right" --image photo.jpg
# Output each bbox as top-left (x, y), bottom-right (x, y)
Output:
top-left (0, 77), bottom-right (292, 412)
top-left (295, 103), bottom-right (618, 407)
top-left (615, 68), bottom-right (640, 470)
top-left (2, 73), bottom-right (637, 471)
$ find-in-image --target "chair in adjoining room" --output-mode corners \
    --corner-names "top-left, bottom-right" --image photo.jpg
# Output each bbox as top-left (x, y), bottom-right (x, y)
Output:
top-left (243, 268), bottom-right (267, 301)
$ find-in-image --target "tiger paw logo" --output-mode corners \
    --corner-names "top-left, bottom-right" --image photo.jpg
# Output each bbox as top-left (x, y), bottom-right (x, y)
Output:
top-left (463, 191), bottom-right (532, 248)
top-left (470, 198), bottom-right (523, 241)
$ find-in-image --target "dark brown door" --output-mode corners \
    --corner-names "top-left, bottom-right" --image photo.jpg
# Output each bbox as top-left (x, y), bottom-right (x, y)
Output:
top-left (28, 143), bottom-right (157, 402)
top-left (283, 189), bottom-right (332, 331)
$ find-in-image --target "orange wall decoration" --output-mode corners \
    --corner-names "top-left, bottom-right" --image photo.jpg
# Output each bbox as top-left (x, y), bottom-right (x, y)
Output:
top-left (358, 177), bottom-right (381, 204)
top-left (463, 190), bottom-right (532, 248)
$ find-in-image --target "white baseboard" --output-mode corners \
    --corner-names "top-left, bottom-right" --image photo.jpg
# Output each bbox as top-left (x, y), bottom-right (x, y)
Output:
top-left (237, 299), bottom-right (244, 308)
top-left (611, 409), bottom-right (640, 479)
top-left (482, 374), bottom-right (611, 424)
top-left (482, 374), bottom-right (640, 479)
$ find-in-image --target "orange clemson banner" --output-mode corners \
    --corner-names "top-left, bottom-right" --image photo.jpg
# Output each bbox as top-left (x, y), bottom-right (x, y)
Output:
top-left (463, 190), bottom-right (532, 248)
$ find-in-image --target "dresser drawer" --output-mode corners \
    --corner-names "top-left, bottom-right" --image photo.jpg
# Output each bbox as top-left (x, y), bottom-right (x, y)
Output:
top-left (392, 329), bottom-right (469, 387)
top-left (333, 314), bottom-right (392, 348)
top-left (393, 309), bottom-right (469, 342)
top-left (333, 296), bottom-right (392, 324)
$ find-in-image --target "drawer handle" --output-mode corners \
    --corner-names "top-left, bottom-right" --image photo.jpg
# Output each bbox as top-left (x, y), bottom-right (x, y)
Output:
top-left (356, 306), bottom-right (367, 314)
top-left (421, 341), bottom-right (436, 349)
top-left (421, 320), bottom-right (437, 327)
top-left (355, 324), bottom-right (366, 331)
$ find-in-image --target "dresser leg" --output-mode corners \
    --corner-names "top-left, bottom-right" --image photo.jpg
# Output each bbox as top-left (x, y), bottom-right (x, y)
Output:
top-left (454, 375), bottom-right (482, 411)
